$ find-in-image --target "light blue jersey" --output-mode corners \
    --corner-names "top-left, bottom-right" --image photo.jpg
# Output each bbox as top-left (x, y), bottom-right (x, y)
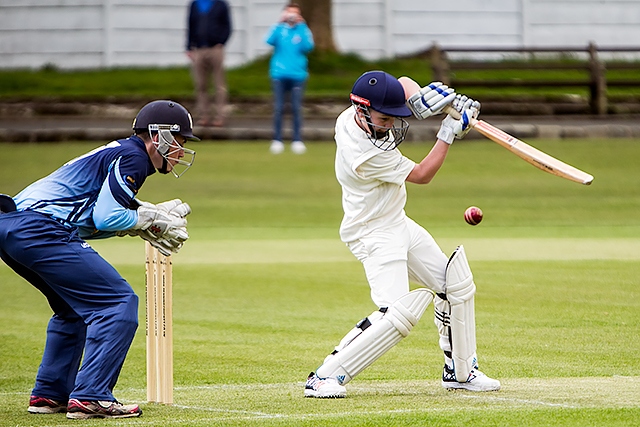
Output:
top-left (14, 136), bottom-right (155, 239)
top-left (265, 22), bottom-right (314, 81)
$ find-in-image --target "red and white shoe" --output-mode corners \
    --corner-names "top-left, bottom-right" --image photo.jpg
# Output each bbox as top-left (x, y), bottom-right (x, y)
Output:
top-left (66, 398), bottom-right (142, 419)
top-left (28, 395), bottom-right (67, 414)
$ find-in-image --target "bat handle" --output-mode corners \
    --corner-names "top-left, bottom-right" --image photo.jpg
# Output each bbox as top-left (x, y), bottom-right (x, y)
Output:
top-left (442, 105), bottom-right (461, 120)
top-left (441, 104), bottom-right (480, 128)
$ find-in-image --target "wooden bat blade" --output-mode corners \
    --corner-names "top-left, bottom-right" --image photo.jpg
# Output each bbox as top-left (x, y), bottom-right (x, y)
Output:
top-left (444, 106), bottom-right (594, 185)
top-left (397, 76), bottom-right (593, 185)
top-left (473, 120), bottom-right (594, 185)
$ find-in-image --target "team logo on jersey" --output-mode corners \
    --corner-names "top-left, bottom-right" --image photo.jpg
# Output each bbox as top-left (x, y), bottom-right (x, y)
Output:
top-left (81, 242), bottom-right (91, 249)
top-left (126, 175), bottom-right (138, 193)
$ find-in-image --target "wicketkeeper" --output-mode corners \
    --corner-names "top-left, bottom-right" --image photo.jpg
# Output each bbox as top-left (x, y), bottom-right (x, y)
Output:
top-left (0, 100), bottom-right (197, 418)
top-left (304, 71), bottom-right (500, 398)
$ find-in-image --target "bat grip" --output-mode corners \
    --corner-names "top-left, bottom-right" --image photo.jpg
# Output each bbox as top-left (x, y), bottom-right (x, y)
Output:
top-left (442, 105), bottom-right (461, 120)
top-left (442, 104), bottom-right (479, 128)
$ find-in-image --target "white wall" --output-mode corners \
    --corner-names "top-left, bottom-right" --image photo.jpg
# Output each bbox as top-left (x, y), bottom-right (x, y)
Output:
top-left (1, 0), bottom-right (639, 69)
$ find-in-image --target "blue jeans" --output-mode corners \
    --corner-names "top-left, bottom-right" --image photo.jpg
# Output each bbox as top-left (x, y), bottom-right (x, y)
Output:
top-left (271, 78), bottom-right (306, 142)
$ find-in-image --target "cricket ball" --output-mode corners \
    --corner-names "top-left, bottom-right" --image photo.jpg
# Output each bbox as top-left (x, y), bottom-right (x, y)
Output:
top-left (464, 206), bottom-right (483, 226)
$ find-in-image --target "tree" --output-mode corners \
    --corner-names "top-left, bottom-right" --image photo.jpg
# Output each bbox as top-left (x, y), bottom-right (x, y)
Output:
top-left (297, 0), bottom-right (336, 52)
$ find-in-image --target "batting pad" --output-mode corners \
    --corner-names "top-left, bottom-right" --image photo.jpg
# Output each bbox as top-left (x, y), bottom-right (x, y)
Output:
top-left (446, 245), bottom-right (477, 382)
top-left (316, 288), bottom-right (433, 385)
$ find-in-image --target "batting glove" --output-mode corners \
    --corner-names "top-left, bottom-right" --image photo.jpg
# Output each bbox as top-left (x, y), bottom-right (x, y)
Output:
top-left (406, 82), bottom-right (456, 120)
top-left (436, 95), bottom-right (481, 144)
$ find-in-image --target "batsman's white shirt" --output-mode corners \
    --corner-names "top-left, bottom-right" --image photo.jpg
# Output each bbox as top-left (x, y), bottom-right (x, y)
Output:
top-left (334, 107), bottom-right (448, 307)
top-left (335, 108), bottom-right (415, 243)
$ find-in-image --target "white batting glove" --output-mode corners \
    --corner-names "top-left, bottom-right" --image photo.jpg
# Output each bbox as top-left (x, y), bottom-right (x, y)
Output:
top-left (436, 94), bottom-right (481, 144)
top-left (406, 82), bottom-right (456, 120)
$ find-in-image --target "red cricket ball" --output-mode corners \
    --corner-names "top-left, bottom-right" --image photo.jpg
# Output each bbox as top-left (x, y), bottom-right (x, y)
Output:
top-left (464, 206), bottom-right (483, 226)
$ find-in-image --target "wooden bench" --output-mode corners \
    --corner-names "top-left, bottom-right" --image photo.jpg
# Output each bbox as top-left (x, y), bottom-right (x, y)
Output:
top-left (426, 43), bottom-right (640, 115)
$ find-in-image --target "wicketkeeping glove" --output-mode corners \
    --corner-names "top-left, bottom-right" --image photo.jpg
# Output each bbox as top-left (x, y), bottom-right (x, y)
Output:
top-left (436, 94), bottom-right (481, 144)
top-left (155, 199), bottom-right (191, 219)
top-left (117, 199), bottom-right (192, 256)
top-left (406, 82), bottom-right (456, 120)
top-left (116, 226), bottom-right (188, 256)
top-left (134, 201), bottom-right (186, 235)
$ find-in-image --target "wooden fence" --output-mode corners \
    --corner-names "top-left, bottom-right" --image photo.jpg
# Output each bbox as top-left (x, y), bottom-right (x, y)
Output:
top-left (427, 43), bottom-right (640, 115)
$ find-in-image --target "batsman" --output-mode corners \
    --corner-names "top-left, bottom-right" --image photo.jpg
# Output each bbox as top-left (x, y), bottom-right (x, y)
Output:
top-left (0, 101), bottom-right (197, 418)
top-left (305, 71), bottom-right (501, 398)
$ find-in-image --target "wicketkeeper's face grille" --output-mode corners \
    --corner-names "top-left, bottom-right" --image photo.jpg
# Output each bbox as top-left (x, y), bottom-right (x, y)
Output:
top-left (150, 124), bottom-right (196, 178)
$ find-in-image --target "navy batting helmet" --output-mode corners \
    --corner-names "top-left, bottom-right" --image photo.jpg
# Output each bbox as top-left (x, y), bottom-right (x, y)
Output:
top-left (350, 71), bottom-right (412, 118)
top-left (133, 100), bottom-right (199, 141)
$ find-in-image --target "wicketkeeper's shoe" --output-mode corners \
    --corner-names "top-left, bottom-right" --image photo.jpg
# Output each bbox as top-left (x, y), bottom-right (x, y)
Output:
top-left (441, 364), bottom-right (501, 392)
top-left (28, 395), bottom-right (67, 414)
top-left (304, 372), bottom-right (347, 398)
top-left (66, 398), bottom-right (142, 419)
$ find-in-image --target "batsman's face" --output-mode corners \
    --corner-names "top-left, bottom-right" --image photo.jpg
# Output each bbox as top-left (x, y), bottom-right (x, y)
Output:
top-left (357, 108), bottom-right (395, 139)
top-left (368, 110), bottom-right (395, 130)
top-left (353, 103), bottom-right (409, 151)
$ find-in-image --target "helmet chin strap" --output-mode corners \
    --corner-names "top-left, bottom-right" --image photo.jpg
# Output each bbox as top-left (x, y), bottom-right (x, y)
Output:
top-left (158, 157), bottom-right (170, 174)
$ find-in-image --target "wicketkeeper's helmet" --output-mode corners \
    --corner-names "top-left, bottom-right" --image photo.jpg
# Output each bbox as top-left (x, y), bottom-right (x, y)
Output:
top-left (133, 100), bottom-right (199, 141)
top-left (133, 100), bottom-right (199, 178)
top-left (350, 71), bottom-right (411, 151)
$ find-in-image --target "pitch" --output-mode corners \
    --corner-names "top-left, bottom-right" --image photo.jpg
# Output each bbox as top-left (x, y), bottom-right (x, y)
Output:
top-left (0, 139), bottom-right (639, 426)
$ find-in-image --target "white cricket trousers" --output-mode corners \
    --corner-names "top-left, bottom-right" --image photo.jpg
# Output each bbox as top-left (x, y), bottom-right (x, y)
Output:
top-left (347, 216), bottom-right (453, 354)
top-left (346, 216), bottom-right (448, 308)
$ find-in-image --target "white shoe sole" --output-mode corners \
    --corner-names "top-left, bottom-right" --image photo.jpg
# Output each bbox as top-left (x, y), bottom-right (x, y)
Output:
top-left (28, 406), bottom-right (66, 414)
top-left (66, 412), bottom-right (141, 419)
top-left (442, 380), bottom-right (501, 392)
top-left (304, 388), bottom-right (347, 398)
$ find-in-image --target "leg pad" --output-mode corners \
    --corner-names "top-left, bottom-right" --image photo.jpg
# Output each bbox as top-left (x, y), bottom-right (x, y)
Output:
top-left (316, 288), bottom-right (433, 385)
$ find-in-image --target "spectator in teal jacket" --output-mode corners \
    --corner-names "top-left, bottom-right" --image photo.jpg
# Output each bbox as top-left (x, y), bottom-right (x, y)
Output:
top-left (265, 3), bottom-right (314, 155)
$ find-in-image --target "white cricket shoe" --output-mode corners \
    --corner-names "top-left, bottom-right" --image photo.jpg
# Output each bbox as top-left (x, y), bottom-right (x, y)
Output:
top-left (304, 372), bottom-right (347, 398)
top-left (291, 140), bottom-right (307, 154)
top-left (270, 140), bottom-right (285, 154)
top-left (441, 365), bottom-right (501, 392)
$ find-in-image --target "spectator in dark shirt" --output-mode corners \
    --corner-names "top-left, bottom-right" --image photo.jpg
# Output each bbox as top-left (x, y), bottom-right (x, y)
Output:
top-left (186, 0), bottom-right (232, 127)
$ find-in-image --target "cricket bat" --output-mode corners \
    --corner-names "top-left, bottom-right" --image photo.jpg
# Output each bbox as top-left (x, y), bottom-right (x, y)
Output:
top-left (398, 76), bottom-right (594, 185)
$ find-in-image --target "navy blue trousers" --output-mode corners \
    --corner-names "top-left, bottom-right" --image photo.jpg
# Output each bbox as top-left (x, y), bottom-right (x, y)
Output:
top-left (0, 211), bottom-right (138, 402)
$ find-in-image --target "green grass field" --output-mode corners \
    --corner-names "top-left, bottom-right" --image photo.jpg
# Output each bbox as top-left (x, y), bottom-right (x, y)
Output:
top-left (1, 137), bottom-right (639, 426)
